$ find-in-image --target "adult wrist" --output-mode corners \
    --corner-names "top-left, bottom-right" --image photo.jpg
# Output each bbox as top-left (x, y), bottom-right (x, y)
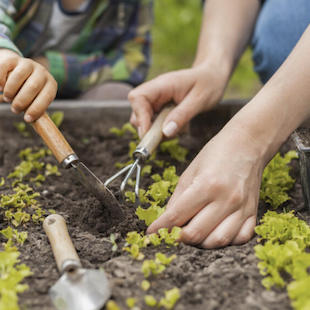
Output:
top-left (226, 100), bottom-right (291, 167)
top-left (192, 52), bottom-right (232, 85)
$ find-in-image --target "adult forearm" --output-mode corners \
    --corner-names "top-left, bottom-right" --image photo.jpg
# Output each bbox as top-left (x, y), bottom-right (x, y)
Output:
top-left (227, 25), bottom-right (310, 164)
top-left (194, 0), bottom-right (261, 76)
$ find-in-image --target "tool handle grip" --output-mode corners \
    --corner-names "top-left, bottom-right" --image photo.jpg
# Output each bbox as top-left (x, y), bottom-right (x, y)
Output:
top-left (137, 105), bottom-right (174, 155)
top-left (43, 214), bottom-right (80, 273)
top-left (32, 113), bottom-right (75, 164)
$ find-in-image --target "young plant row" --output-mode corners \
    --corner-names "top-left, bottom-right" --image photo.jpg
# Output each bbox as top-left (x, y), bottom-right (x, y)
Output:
top-left (257, 150), bottom-right (310, 310)
top-left (106, 228), bottom-right (182, 310)
top-left (108, 123), bottom-right (187, 309)
top-left (0, 113), bottom-right (63, 309)
top-left (112, 123), bottom-right (310, 309)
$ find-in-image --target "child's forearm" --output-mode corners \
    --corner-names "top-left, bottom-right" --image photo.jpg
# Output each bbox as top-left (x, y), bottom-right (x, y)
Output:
top-left (193, 0), bottom-right (261, 75)
top-left (226, 25), bottom-right (310, 164)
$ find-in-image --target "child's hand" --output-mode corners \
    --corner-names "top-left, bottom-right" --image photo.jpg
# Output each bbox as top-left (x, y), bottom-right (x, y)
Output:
top-left (0, 49), bottom-right (57, 122)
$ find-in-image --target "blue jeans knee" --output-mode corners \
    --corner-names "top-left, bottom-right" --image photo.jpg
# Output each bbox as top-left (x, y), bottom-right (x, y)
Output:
top-left (252, 0), bottom-right (310, 84)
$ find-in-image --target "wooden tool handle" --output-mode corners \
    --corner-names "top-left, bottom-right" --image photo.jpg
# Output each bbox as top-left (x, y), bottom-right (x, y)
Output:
top-left (43, 214), bottom-right (80, 273)
top-left (32, 113), bottom-right (75, 164)
top-left (137, 105), bottom-right (174, 155)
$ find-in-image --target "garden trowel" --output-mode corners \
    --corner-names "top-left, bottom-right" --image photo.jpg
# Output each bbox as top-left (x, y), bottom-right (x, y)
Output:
top-left (31, 112), bottom-right (120, 211)
top-left (43, 214), bottom-right (111, 310)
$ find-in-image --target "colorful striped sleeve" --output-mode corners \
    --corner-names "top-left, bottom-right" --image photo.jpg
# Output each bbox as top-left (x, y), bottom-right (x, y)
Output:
top-left (45, 1), bottom-right (153, 97)
top-left (0, 3), bottom-right (22, 55)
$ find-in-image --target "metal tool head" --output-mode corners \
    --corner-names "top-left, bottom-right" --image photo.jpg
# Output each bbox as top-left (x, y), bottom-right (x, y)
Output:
top-left (104, 158), bottom-right (142, 203)
top-left (49, 267), bottom-right (110, 310)
top-left (104, 146), bottom-right (149, 204)
top-left (71, 161), bottom-right (119, 207)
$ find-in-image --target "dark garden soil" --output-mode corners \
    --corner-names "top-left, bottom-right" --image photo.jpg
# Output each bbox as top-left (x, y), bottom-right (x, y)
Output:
top-left (0, 102), bottom-right (308, 310)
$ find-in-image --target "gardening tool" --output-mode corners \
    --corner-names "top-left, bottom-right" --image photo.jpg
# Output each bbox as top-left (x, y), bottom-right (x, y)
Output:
top-left (292, 129), bottom-right (310, 211)
top-left (43, 214), bottom-right (111, 310)
top-left (31, 112), bottom-right (119, 207)
top-left (1, 91), bottom-right (117, 206)
top-left (0, 92), bottom-right (119, 208)
top-left (104, 105), bottom-right (174, 200)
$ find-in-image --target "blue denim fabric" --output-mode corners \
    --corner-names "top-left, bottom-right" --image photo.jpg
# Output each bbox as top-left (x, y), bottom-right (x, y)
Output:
top-left (252, 0), bottom-right (310, 84)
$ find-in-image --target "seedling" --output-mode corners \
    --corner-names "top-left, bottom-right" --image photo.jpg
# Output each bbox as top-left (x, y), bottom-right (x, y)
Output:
top-left (126, 297), bottom-right (137, 308)
top-left (160, 138), bottom-right (188, 162)
top-left (260, 151), bottom-right (298, 209)
top-left (14, 121), bottom-right (30, 137)
top-left (159, 288), bottom-right (180, 310)
top-left (145, 295), bottom-right (157, 307)
top-left (50, 111), bottom-right (64, 128)
top-left (106, 300), bottom-right (120, 310)
top-left (255, 211), bottom-right (310, 308)
top-left (141, 280), bottom-right (151, 291)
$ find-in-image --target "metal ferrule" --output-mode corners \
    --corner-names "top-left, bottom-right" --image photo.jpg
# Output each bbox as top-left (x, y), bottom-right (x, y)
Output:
top-left (61, 259), bottom-right (82, 274)
top-left (61, 154), bottom-right (79, 169)
top-left (133, 146), bottom-right (149, 161)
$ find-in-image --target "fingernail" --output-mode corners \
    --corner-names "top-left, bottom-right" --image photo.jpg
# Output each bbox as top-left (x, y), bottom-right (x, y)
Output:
top-left (138, 126), bottom-right (142, 139)
top-left (11, 106), bottom-right (18, 114)
top-left (24, 114), bottom-right (33, 122)
top-left (4, 96), bottom-right (11, 103)
top-left (163, 121), bottom-right (178, 137)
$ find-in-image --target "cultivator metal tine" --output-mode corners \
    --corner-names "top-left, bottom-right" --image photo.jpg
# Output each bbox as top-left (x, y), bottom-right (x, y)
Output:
top-left (104, 163), bottom-right (134, 188)
top-left (105, 158), bottom-right (142, 204)
top-left (120, 159), bottom-right (140, 195)
top-left (135, 163), bottom-right (142, 206)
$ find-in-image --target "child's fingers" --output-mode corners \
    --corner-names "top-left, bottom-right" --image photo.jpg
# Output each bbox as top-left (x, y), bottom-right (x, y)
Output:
top-left (3, 60), bottom-right (34, 101)
top-left (0, 56), bottom-right (18, 89)
top-left (11, 68), bottom-right (46, 113)
top-left (24, 78), bottom-right (57, 122)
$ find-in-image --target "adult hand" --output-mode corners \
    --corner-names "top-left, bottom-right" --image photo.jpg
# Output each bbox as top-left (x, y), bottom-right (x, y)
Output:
top-left (128, 62), bottom-right (229, 138)
top-left (0, 49), bottom-right (57, 122)
top-left (147, 124), bottom-right (264, 248)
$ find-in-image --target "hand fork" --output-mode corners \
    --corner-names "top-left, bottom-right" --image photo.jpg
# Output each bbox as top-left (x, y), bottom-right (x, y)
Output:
top-left (104, 105), bottom-right (174, 201)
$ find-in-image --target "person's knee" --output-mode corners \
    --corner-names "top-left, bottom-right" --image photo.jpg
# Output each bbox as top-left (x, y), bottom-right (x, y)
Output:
top-left (252, 0), bottom-right (310, 83)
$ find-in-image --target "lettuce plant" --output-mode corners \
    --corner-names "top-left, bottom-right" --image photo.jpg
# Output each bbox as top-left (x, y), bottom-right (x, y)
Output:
top-left (136, 205), bottom-right (165, 226)
top-left (141, 280), bottom-right (151, 291)
top-left (142, 259), bottom-right (166, 278)
top-left (0, 227), bottom-right (28, 246)
top-left (126, 297), bottom-right (137, 308)
top-left (0, 245), bottom-right (32, 310)
top-left (260, 151), bottom-right (298, 209)
top-left (109, 122), bottom-right (138, 139)
top-left (160, 138), bottom-right (188, 162)
top-left (106, 300), bottom-right (120, 310)
top-left (145, 295), bottom-right (157, 307)
top-left (255, 210), bottom-right (310, 309)
top-left (14, 121), bottom-right (30, 137)
top-left (159, 288), bottom-right (180, 310)
top-left (50, 111), bottom-right (64, 128)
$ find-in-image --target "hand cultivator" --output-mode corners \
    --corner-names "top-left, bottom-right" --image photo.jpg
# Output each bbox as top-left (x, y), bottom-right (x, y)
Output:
top-left (44, 214), bottom-right (110, 310)
top-left (105, 105), bottom-right (174, 200)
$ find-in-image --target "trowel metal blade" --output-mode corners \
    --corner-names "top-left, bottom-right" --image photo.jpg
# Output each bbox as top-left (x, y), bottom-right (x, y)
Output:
top-left (49, 268), bottom-right (110, 310)
top-left (71, 161), bottom-right (117, 206)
